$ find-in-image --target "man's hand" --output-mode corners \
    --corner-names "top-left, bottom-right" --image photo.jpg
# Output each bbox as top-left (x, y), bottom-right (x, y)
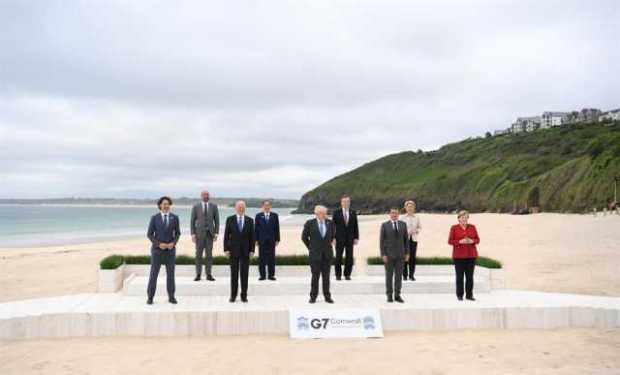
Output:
top-left (405, 255), bottom-right (410, 262)
top-left (213, 234), bottom-right (218, 241)
top-left (382, 255), bottom-right (388, 264)
top-left (191, 234), bottom-right (196, 244)
top-left (159, 243), bottom-right (168, 250)
top-left (354, 239), bottom-right (359, 246)
top-left (275, 241), bottom-right (279, 247)
top-left (224, 251), bottom-right (230, 258)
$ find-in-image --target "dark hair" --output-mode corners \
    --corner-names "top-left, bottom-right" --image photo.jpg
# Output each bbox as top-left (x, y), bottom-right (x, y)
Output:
top-left (341, 195), bottom-right (350, 200)
top-left (262, 199), bottom-right (272, 205)
top-left (389, 207), bottom-right (400, 212)
top-left (158, 196), bottom-right (172, 208)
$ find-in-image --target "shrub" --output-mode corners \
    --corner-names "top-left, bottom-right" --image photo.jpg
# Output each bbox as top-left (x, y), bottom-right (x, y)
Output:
top-left (100, 253), bottom-right (317, 268)
top-left (100, 255), bottom-right (125, 270)
top-left (366, 255), bottom-right (502, 268)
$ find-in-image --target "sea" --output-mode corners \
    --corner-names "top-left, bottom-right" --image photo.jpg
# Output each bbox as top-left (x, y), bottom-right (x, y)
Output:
top-left (0, 205), bottom-right (307, 248)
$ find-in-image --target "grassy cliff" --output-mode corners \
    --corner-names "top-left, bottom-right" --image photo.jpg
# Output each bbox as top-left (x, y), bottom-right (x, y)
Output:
top-left (297, 122), bottom-right (620, 213)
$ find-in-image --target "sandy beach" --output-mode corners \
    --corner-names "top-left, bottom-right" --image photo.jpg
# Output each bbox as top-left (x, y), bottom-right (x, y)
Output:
top-left (1, 212), bottom-right (619, 374)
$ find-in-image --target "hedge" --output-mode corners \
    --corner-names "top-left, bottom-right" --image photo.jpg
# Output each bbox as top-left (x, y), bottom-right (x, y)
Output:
top-left (100, 254), bottom-right (323, 269)
top-left (366, 256), bottom-right (502, 269)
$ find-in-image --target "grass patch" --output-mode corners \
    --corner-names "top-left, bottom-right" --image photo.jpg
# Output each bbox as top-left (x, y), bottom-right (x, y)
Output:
top-left (366, 255), bottom-right (502, 269)
top-left (100, 254), bottom-right (319, 268)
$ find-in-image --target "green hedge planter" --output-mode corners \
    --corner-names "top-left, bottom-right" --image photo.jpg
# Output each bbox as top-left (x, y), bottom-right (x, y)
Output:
top-left (100, 254), bottom-right (331, 269)
top-left (366, 256), bottom-right (502, 269)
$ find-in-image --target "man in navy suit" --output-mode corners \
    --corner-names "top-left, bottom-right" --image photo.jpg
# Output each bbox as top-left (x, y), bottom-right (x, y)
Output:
top-left (223, 200), bottom-right (255, 303)
top-left (255, 200), bottom-right (280, 281)
top-left (146, 196), bottom-right (181, 305)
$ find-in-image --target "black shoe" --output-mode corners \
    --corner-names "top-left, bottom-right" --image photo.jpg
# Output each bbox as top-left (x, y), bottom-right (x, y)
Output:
top-left (268, 276), bottom-right (276, 281)
top-left (395, 295), bottom-right (404, 303)
top-left (147, 298), bottom-right (153, 305)
top-left (387, 295), bottom-right (394, 303)
top-left (345, 276), bottom-right (351, 281)
top-left (207, 275), bottom-right (215, 281)
top-left (336, 276), bottom-right (342, 281)
top-left (466, 296), bottom-right (476, 301)
top-left (309, 298), bottom-right (316, 304)
top-left (241, 296), bottom-right (248, 303)
top-left (403, 276), bottom-right (408, 281)
top-left (229, 297), bottom-right (236, 303)
top-left (324, 297), bottom-right (334, 304)
top-left (258, 277), bottom-right (266, 281)
top-left (409, 276), bottom-right (416, 281)
top-left (169, 297), bottom-right (178, 304)
top-left (194, 276), bottom-right (201, 281)
top-left (457, 296), bottom-right (464, 301)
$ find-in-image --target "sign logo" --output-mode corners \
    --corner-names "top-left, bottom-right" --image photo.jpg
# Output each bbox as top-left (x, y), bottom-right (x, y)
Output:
top-left (289, 309), bottom-right (383, 339)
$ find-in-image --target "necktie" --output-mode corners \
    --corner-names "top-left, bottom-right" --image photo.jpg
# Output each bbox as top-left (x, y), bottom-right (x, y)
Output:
top-left (320, 221), bottom-right (325, 238)
top-left (238, 216), bottom-right (243, 231)
top-left (344, 210), bottom-right (349, 225)
top-left (393, 221), bottom-right (398, 233)
top-left (164, 214), bottom-right (169, 228)
top-left (265, 213), bottom-right (269, 222)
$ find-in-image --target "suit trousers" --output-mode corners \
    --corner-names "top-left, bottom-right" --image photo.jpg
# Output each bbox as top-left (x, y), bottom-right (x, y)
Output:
top-left (310, 258), bottom-right (331, 299)
top-left (454, 257), bottom-right (476, 298)
top-left (147, 248), bottom-right (176, 299)
top-left (403, 240), bottom-right (418, 279)
top-left (385, 256), bottom-right (404, 296)
top-left (195, 233), bottom-right (214, 276)
top-left (258, 241), bottom-right (276, 278)
top-left (335, 241), bottom-right (354, 277)
top-left (229, 255), bottom-right (250, 299)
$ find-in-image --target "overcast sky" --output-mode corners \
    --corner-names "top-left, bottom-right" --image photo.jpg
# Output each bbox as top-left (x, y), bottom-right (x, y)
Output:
top-left (1, 0), bottom-right (619, 199)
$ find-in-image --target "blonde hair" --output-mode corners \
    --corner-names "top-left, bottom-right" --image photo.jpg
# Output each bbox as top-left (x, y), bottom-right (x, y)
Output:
top-left (457, 209), bottom-right (469, 218)
top-left (404, 200), bottom-right (416, 209)
top-left (314, 205), bottom-right (328, 214)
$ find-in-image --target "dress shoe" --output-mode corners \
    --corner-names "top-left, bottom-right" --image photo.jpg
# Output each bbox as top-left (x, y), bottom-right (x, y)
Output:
top-left (409, 276), bottom-right (416, 281)
top-left (147, 298), bottom-right (153, 305)
top-left (268, 276), bottom-right (276, 281)
top-left (387, 295), bottom-right (394, 303)
top-left (258, 277), bottom-right (266, 281)
top-left (345, 276), bottom-right (351, 281)
top-left (403, 276), bottom-right (408, 281)
top-left (241, 296), bottom-right (248, 303)
top-left (457, 296), bottom-right (464, 301)
top-left (206, 275), bottom-right (215, 281)
top-left (309, 298), bottom-right (316, 304)
top-left (169, 297), bottom-right (178, 304)
top-left (324, 297), bottom-right (334, 304)
top-left (395, 295), bottom-right (405, 303)
top-left (229, 297), bottom-right (236, 303)
top-left (194, 275), bottom-right (201, 281)
top-left (466, 296), bottom-right (476, 301)
top-left (336, 276), bottom-right (342, 281)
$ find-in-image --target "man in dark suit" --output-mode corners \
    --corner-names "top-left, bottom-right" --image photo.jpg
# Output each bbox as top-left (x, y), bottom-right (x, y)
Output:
top-left (146, 196), bottom-right (181, 305)
top-left (254, 199), bottom-right (280, 281)
top-left (301, 205), bottom-right (335, 304)
top-left (380, 207), bottom-right (409, 303)
top-left (223, 200), bottom-right (255, 303)
top-left (332, 195), bottom-right (359, 280)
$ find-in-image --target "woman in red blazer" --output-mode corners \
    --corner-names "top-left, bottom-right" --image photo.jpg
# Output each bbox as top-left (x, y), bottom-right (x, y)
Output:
top-left (448, 210), bottom-right (480, 301)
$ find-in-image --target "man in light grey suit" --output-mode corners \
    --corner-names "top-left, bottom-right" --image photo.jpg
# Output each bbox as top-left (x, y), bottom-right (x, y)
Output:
top-left (380, 207), bottom-right (410, 303)
top-left (191, 190), bottom-right (220, 281)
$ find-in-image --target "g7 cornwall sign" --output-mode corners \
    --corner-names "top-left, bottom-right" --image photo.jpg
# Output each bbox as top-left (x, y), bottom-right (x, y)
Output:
top-left (289, 309), bottom-right (383, 339)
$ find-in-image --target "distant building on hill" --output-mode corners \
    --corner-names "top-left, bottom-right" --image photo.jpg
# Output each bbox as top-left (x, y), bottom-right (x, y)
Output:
top-left (600, 109), bottom-right (620, 122)
top-left (494, 129), bottom-right (509, 136)
top-left (541, 111), bottom-right (569, 129)
top-left (511, 116), bottom-right (540, 133)
top-left (577, 108), bottom-right (602, 123)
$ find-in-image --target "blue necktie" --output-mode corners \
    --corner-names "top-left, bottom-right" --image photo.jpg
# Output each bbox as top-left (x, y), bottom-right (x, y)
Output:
top-left (237, 216), bottom-right (243, 231)
top-left (164, 214), bottom-right (169, 228)
top-left (320, 221), bottom-right (325, 238)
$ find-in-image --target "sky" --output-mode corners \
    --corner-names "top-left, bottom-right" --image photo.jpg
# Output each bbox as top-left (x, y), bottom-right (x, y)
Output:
top-left (1, 0), bottom-right (619, 199)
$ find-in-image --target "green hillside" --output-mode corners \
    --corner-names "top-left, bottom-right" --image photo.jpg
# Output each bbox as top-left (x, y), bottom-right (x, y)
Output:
top-left (297, 122), bottom-right (620, 213)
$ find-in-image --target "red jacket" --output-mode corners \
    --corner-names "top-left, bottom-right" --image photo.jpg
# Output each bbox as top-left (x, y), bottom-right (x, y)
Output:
top-left (448, 224), bottom-right (480, 259)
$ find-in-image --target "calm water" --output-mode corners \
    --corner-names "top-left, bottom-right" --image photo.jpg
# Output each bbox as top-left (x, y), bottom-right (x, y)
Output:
top-left (0, 205), bottom-right (303, 247)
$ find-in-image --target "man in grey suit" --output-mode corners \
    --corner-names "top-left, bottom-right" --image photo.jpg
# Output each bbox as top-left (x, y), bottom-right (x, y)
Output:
top-left (301, 205), bottom-right (335, 304)
top-left (190, 190), bottom-right (220, 281)
top-left (380, 207), bottom-right (410, 303)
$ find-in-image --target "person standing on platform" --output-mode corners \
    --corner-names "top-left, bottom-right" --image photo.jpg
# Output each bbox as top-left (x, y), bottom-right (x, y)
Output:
top-left (223, 200), bottom-right (255, 303)
top-left (255, 199), bottom-right (280, 281)
top-left (402, 200), bottom-right (421, 281)
top-left (190, 190), bottom-right (220, 281)
top-left (380, 207), bottom-right (409, 303)
top-left (448, 210), bottom-right (480, 301)
top-left (146, 196), bottom-right (180, 305)
top-left (301, 205), bottom-right (335, 304)
top-left (332, 195), bottom-right (359, 280)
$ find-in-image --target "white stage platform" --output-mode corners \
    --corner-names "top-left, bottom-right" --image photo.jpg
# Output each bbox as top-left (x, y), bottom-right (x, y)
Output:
top-left (1, 290), bottom-right (619, 339)
top-left (124, 275), bottom-right (491, 296)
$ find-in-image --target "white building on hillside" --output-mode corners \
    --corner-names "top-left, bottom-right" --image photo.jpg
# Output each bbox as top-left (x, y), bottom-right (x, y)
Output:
top-left (511, 116), bottom-right (541, 133)
top-left (541, 112), bottom-right (569, 129)
top-left (600, 109), bottom-right (620, 121)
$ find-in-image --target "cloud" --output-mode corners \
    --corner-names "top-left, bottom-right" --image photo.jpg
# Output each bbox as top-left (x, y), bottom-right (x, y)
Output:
top-left (0, 0), bottom-right (619, 198)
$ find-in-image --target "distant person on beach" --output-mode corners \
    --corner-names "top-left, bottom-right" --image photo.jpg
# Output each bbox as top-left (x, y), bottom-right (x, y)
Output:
top-left (190, 190), bottom-right (220, 281)
top-left (380, 207), bottom-right (409, 303)
top-left (146, 196), bottom-right (180, 305)
top-left (448, 210), bottom-right (480, 301)
top-left (401, 200), bottom-right (421, 281)
top-left (301, 205), bottom-right (335, 304)
top-left (255, 200), bottom-right (280, 281)
top-left (332, 195), bottom-right (359, 280)
top-left (223, 200), bottom-right (255, 303)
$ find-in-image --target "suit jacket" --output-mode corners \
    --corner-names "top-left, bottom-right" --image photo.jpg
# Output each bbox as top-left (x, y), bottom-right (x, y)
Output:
top-left (332, 208), bottom-right (359, 245)
top-left (380, 220), bottom-right (409, 258)
top-left (301, 218), bottom-right (335, 262)
top-left (223, 215), bottom-right (255, 257)
top-left (190, 201), bottom-right (220, 238)
top-left (147, 212), bottom-right (181, 250)
top-left (255, 212), bottom-right (280, 244)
